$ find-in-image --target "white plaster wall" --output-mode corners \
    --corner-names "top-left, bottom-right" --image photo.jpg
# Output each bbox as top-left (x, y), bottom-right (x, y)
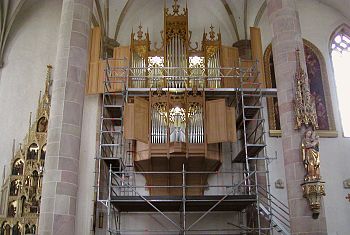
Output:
top-left (75, 95), bottom-right (100, 235)
top-left (0, 0), bottom-right (62, 182)
top-left (258, 1), bottom-right (350, 234)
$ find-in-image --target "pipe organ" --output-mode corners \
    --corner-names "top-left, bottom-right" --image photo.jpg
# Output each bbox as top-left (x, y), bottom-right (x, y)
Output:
top-left (122, 0), bottom-right (248, 196)
top-left (128, 0), bottom-right (222, 89)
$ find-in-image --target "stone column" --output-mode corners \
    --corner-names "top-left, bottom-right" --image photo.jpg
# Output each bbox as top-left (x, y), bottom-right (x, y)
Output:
top-left (39, 0), bottom-right (92, 234)
top-left (266, 0), bottom-right (327, 234)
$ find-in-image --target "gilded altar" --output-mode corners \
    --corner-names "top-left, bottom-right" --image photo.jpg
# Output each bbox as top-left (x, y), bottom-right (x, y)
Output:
top-left (0, 65), bottom-right (52, 234)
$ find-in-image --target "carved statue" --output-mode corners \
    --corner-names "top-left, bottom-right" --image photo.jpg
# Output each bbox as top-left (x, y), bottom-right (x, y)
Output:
top-left (12, 222), bottom-right (21, 235)
top-left (36, 117), bottom-right (48, 133)
top-left (12, 160), bottom-right (24, 175)
top-left (302, 129), bottom-right (320, 181)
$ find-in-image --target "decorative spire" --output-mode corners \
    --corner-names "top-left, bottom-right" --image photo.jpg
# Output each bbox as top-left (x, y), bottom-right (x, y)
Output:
top-left (209, 25), bottom-right (215, 40)
top-left (165, 0), bottom-right (187, 16)
top-left (137, 24), bottom-right (144, 40)
top-left (44, 65), bottom-right (52, 97)
top-left (28, 112), bottom-right (32, 134)
top-left (172, 0), bottom-right (180, 14)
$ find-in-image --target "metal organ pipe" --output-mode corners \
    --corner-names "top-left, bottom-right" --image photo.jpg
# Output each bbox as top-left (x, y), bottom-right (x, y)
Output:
top-left (207, 50), bottom-right (221, 88)
top-left (188, 106), bottom-right (204, 144)
top-left (151, 107), bottom-right (167, 144)
top-left (165, 35), bottom-right (188, 88)
top-left (131, 53), bottom-right (146, 88)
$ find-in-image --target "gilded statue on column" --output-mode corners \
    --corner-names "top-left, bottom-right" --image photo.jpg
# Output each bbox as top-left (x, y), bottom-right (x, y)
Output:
top-left (301, 129), bottom-right (320, 181)
top-left (294, 48), bottom-right (325, 218)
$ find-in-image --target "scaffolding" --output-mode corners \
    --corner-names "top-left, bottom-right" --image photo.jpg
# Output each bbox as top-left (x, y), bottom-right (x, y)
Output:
top-left (95, 58), bottom-right (290, 235)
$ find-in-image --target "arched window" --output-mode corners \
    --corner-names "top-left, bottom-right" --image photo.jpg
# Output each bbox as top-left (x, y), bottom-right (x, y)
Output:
top-left (330, 25), bottom-right (350, 137)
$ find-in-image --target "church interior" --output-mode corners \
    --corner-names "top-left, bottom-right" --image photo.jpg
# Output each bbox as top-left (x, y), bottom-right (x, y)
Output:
top-left (0, 0), bottom-right (349, 234)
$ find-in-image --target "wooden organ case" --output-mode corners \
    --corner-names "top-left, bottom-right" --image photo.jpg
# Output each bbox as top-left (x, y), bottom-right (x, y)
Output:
top-left (123, 1), bottom-right (237, 196)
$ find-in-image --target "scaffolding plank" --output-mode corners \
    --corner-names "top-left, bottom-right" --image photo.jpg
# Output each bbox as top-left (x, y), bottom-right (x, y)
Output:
top-left (111, 195), bottom-right (256, 212)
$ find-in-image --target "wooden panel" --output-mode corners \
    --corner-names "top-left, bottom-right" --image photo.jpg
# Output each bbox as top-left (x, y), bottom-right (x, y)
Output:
top-left (124, 98), bottom-right (149, 144)
top-left (206, 144), bottom-right (220, 161)
top-left (134, 97), bottom-right (149, 143)
top-left (226, 107), bottom-right (237, 142)
top-left (206, 99), bottom-right (227, 144)
top-left (240, 60), bottom-right (257, 89)
top-left (123, 103), bottom-right (134, 140)
top-left (86, 62), bottom-right (99, 94)
top-left (250, 27), bottom-right (265, 88)
top-left (86, 27), bottom-right (101, 94)
top-left (149, 158), bottom-right (169, 196)
top-left (97, 60), bottom-right (106, 93)
top-left (109, 46), bottom-right (130, 92)
top-left (135, 141), bottom-right (149, 162)
top-left (221, 46), bottom-right (239, 88)
top-left (113, 46), bottom-right (130, 60)
top-left (90, 27), bottom-right (101, 62)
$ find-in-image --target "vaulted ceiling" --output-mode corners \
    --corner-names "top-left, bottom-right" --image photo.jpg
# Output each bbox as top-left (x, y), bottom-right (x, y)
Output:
top-left (92, 0), bottom-right (350, 47)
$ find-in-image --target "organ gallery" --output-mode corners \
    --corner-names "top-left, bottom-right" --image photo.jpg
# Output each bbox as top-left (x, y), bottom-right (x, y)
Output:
top-left (92, 1), bottom-right (274, 233)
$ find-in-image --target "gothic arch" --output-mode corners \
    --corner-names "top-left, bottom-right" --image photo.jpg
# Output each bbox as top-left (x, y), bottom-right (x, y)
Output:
top-left (26, 143), bottom-right (38, 160)
top-left (12, 159), bottom-right (24, 176)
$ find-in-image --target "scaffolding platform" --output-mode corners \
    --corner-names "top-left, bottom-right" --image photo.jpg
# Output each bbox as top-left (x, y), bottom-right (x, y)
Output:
top-left (233, 144), bottom-right (266, 163)
top-left (127, 87), bottom-right (277, 97)
top-left (111, 195), bottom-right (256, 212)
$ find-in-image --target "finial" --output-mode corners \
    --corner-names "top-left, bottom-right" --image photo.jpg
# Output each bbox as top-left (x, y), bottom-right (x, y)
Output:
top-left (2, 165), bottom-right (5, 185)
top-left (295, 48), bottom-right (301, 75)
top-left (12, 139), bottom-right (15, 159)
top-left (209, 25), bottom-right (215, 40)
top-left (137, 24), bottom-right (144, 40)
top-left (172, 0), bottom-right (180, 14)
top-left (38, 91), bottom-right (42, 106)
top-left (28, 112), bottom-right (32, 134)
top-left (45, 65), bottom-right (52, 96)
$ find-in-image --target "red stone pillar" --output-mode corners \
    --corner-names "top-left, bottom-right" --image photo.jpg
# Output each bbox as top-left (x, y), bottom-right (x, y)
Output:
top-left (266, 0), bottom-right (327, 234)
top-left (38, 0), bottom-right (93, 234)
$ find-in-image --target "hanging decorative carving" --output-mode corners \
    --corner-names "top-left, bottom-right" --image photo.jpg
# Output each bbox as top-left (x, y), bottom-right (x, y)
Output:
top-left (301, 181), bottom-right (326, 219)
top-left (294, 49), bottom-right (318, 130)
